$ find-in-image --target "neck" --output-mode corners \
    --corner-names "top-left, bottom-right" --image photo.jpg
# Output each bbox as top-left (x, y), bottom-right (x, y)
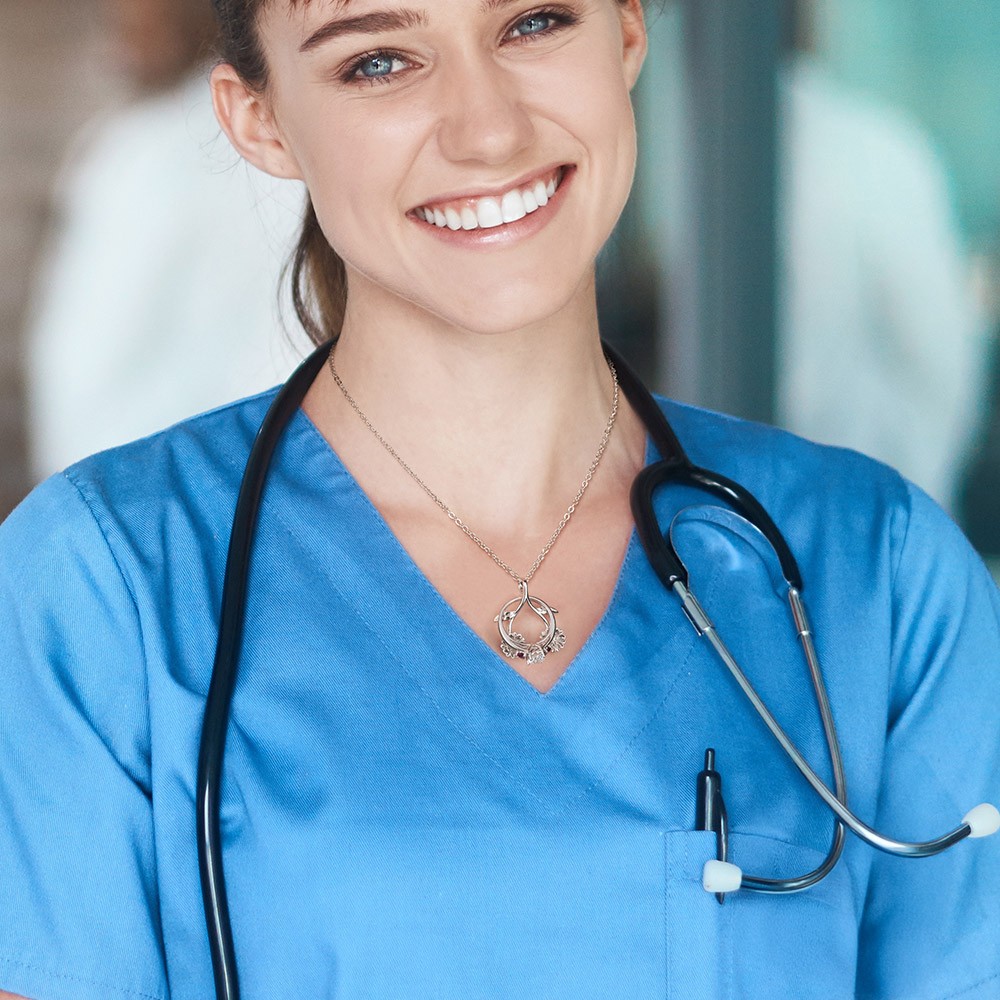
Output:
top-left (304, 274), bottom-right (645, 540)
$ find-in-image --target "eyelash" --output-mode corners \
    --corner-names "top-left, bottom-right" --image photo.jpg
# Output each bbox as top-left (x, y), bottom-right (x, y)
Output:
top-left (340, 6), bottom-right (580, 87)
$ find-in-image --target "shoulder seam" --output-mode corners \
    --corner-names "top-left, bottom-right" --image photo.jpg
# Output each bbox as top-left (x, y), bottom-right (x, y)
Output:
top-left (61, 472), bottom-right (151, 674)
top-left (887, 478), bottom-right (916, 608)
top-left (885, 476), bottom-right (915, 701)
top-left (0, 955), bottom-right (166, 1000)
top-left (60, 471), bottom-right (168, 967)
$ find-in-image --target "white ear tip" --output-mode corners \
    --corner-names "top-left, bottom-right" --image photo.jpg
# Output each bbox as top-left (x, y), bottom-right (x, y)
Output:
top-left (702, 859), bottom-right (743, 894)
top-left (963, 803), bottom-right (1000, 838)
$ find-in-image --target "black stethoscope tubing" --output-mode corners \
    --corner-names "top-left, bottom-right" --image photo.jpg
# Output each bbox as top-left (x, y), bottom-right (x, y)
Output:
top-left (197, 341), bottom-right (333, 1000)
top-left (196, 340), bottom-right (685, 999)
top-left (197, 338), bottom-right (983, 1000)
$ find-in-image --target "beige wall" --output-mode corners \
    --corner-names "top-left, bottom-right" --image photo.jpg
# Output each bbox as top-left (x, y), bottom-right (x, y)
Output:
top-left (0, 0), bottom-right (121, 518)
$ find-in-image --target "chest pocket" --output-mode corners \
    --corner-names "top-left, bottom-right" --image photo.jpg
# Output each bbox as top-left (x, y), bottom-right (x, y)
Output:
top-left (664, 830), bottom-right (860, 1000)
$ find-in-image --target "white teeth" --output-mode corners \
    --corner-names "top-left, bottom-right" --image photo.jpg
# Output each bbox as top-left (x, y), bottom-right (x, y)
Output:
top-left (417, 169), bottom-right (563, 231)
top-left (476, 197), bottom-right (503, 229)
top-left (500, 189), bottom-right (527, 223)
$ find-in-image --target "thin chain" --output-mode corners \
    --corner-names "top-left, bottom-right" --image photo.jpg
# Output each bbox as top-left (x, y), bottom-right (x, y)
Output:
top-left (327, 352), bottom-right (619, 585)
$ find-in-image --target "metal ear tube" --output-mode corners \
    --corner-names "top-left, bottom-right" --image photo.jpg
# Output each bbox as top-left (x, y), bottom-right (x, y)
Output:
top-left (671, 575), bottom-right (999, 898)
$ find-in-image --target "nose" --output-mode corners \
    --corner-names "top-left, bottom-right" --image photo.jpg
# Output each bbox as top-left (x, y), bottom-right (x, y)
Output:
top-left (434, 53), bottom-right (535, 166)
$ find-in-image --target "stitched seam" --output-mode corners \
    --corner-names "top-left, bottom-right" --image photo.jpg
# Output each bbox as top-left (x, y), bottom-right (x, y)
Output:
top-left (0, 956), bottom-right (166, 1000)
top-left (61, 472), bottom-right (169, 974)
top-left (549, 628), bottom-right (699, 820)
top-left (266, 480), bottom-right (705, 819)
top-left (664, 834), bottom-right (672, 998)
top-left (266, 503), bottom-right (553, 809)
top-left (725, 852), bottom-right (734, 1000)
top-left (886, 478), bottom-right (914, 687)
top-left (541, 555), bottom-right (728, 821)
top-left (886, 477), bottom-right (914, 600)
top-left (713, 830), bottom-right (859, 916)
top-left (62, 472), bottom-right (151, 670)
top-left (858, 973), bottom-right (1000, 1000)
top-left (528, 540), bottom-right (630, 700)
top-left (212, 441), bottom-right (527, 798)
top-left (940, 973), bottom-right (1000, 1000)
top-left (287, 407), bottom-right (656, 706)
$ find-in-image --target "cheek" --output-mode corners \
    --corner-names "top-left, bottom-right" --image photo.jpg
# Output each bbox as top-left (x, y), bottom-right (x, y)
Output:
top-left (285, 98), bottom-right (428, 249)
top-left (535, 31), bottom-right (638, 162)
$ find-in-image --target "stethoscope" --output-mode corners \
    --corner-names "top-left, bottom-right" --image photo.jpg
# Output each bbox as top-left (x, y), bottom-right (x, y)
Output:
top-left (197, 339), bottom-right (999, 1000)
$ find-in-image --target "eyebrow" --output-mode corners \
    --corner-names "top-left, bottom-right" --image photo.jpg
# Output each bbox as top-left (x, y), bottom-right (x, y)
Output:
top-left (299, 0), bottom-right (529, 52)
top-left (300, 8), bottom-right (428, 51)
top-left (479, 0), bottom-right (528, 11)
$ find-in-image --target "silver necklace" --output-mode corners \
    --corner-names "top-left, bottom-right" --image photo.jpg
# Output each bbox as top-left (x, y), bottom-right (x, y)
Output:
top-left (327, 351), bottom-right (619, 666)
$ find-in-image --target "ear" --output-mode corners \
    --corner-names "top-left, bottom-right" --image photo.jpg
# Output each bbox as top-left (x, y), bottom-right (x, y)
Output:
top-left (210, 63), bottom-right (304, 180)
top-left (618, 0), bottom-right (647, 91)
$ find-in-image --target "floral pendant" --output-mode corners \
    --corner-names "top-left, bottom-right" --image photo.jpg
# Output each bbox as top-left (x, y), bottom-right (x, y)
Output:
top-left (494, 579), bottom-right (567, 665)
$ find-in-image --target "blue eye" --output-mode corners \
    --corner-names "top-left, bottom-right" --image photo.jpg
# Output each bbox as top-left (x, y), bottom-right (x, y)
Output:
top-left (342, 50), bottom-right (410, 86)
top-left (510, 12), bottom-right (554, 37)
top-left (357, 53), bottom-right (397, 78)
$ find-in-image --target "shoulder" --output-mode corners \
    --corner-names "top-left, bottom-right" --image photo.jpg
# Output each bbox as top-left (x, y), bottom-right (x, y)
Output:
top-left (650, 395), bottom-right (996, 615)
top-left (0, 390), bottom-right (286, 741)
top-left (664, 396), bottom-right (978, 550)
top-left (653, 393), bottom-right (999, 680)
top-left (655, 394), bottom-right (911, 518)
top-left (68, 389), bottom-right (275, 509)
top-left (3, 390), bottom-right (279, 585)
top-left (0, 489), bottom-right (172, 1000)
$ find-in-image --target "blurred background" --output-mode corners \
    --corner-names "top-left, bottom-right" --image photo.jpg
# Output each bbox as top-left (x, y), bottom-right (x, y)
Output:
top-left (1, 0), bottom-right (998, 574)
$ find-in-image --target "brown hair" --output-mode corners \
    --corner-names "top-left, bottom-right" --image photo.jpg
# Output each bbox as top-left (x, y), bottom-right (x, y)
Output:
top-left (212, 0), bottom-right (346, 345)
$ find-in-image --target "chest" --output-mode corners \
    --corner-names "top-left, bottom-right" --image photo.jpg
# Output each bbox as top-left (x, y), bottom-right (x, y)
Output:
top-left (389, 503), bottom-right (636, 693)
top-left (145, 501), bottom-right (888, 999)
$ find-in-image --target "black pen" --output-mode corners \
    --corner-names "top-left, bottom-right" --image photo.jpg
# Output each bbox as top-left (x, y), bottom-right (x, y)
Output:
top-left (696, 748), bottom-right (729, 905)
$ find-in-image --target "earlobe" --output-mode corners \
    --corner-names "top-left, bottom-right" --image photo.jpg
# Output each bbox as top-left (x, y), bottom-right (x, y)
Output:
top-left (619, 0), bottom-right (648, 90)
top-left (210, 64), bottom-right (303, 180)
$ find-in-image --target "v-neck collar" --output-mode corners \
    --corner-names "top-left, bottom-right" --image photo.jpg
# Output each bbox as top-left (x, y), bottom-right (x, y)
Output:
top-left (298, 406), bottom-right (655, 693)
top-left (269, 406), bottom-right (705, 816)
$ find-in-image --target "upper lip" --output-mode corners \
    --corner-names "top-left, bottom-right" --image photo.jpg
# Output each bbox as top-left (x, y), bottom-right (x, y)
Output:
top-left (410, 162), bottom-right (569, 211)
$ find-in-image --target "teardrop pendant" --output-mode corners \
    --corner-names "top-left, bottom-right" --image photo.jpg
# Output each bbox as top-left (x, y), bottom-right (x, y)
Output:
top-left (494, 579), bottom-right (567, 665)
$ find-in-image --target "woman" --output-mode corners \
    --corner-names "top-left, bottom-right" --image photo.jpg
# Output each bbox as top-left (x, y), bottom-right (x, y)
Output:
top-left (0, 0), bottom-right (997, 997)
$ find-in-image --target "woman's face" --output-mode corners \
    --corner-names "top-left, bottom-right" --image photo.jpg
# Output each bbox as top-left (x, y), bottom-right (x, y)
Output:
top-left (233, 0), bottom-right (646, 334)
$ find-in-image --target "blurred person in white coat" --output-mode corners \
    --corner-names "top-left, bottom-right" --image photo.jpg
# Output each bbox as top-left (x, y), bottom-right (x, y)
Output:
top-left (26, 0), bottom-right (308, 481)
top-left (777, 55), bottom-right (989, 512)
top-left (644, 1), bottom-right (988, 513)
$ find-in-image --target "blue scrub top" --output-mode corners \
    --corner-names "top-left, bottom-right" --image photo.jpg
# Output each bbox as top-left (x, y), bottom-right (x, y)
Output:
top-left (0, 390), bottom-right (998, 1000)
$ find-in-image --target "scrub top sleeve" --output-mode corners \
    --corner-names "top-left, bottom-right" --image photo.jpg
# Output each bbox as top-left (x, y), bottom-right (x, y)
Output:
top-left (0, 475), bottom-right (169, 1000)
top-left (856, 482), bottom-right (1000, 1000)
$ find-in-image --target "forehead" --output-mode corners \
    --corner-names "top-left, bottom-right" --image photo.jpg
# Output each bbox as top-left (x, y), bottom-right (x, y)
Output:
top-left (258, 0), bottom-right (543, 54)
top-left (258, 0), bottom-right (349, 46)
top-left (263, 0), bottom-right (536, 29)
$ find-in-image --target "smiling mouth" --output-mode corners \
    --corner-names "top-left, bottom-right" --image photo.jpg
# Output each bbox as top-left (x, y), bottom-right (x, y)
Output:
top-left (412, 166), bottom-right (568, 232)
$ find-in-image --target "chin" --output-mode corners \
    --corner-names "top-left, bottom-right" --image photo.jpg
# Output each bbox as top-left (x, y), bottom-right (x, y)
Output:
top-left (340, 224), bottom-right (602, 338)
top-left (423, 279), bottom-right (588, 338)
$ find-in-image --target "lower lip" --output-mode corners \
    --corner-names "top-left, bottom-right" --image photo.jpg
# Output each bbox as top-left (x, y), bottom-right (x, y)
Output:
top-left (408, 167), bottom-right (575, 248)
